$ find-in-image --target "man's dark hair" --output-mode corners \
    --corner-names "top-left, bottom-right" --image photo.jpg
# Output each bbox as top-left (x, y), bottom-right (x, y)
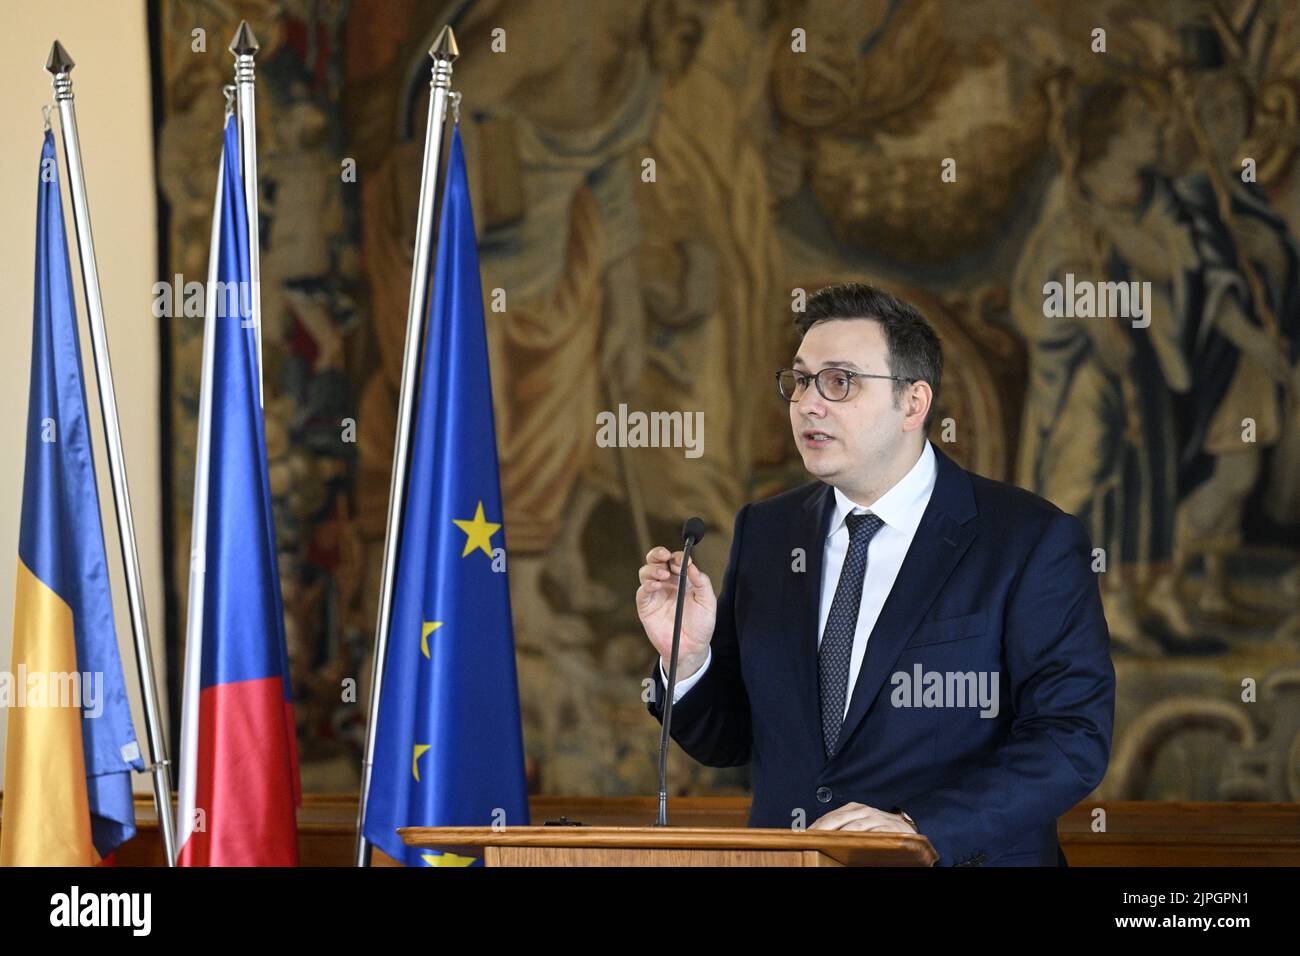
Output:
top-left (795, 282), bottom-right (943, 428)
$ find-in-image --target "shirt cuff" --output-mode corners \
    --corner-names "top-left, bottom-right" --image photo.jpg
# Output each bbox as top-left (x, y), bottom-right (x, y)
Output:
top-left (659, 647), bottom-right (712, 704)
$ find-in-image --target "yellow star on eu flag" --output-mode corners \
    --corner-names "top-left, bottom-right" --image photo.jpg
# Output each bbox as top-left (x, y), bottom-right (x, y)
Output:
top-left (452, 501), bottom-right (501, 559)
top-left (422, 851), bottom-right (477, 867)
top-left (412, 744), bottom-right (430, 782)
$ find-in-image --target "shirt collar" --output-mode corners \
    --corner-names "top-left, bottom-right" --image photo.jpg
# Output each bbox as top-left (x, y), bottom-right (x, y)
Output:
top-left (828, 441), bottom-right (937, 538)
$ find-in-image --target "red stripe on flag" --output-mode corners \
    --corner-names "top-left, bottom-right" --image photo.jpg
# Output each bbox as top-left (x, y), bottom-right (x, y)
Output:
top-left (178, 676), bottom-right (299, 866)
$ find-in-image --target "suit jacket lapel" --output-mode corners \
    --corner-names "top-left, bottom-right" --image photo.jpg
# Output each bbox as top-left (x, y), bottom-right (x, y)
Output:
top-left (782, 482), bottom-right (834, 754)
top-left (832, 447), bottom-right (978, 759)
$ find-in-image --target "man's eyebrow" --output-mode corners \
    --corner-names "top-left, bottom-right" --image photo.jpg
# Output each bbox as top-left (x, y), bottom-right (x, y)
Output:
top-left (791, 358), bottom-right (866, 371)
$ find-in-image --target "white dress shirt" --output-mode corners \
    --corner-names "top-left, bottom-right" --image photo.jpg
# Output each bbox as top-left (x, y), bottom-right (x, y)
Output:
top-left (661, 441), bottom-right (938, 714)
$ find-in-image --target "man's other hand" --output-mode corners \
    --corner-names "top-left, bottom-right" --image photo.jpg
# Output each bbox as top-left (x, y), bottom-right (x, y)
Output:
top-left (809, 803), bottom-right (917, 833)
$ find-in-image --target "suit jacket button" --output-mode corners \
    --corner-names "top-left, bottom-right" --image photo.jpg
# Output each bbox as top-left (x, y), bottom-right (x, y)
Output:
top-left (816, 787), bottom-right (832, 803)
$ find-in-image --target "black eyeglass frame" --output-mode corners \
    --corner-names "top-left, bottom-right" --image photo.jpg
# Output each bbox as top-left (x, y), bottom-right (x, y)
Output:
top-left (774, 367), bottom-right (915, 402)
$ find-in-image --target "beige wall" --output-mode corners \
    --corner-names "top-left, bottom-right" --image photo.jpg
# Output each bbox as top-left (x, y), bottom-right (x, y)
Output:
top-left (0, 2), bottom-right (165, 796)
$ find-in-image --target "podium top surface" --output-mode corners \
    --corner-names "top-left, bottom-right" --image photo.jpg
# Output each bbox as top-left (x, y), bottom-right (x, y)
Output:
top-left (398, 825), bottom-right (937, 866)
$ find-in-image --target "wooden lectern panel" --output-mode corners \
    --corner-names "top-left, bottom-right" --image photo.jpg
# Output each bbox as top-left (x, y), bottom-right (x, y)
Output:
top-left (399, 825), bottom-right (938, 867)
top-left (486, 847), bottom-right (842, 866)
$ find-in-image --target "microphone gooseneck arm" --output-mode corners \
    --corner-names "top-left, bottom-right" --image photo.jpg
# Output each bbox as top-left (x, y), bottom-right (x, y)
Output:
top-left (656, 517), bottom-right (706, 827)
top-left (656, 534), bottom-right (695, 827)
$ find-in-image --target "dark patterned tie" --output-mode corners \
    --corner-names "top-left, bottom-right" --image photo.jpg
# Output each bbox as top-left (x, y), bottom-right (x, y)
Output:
top-left (819, 511), bottom-right (885, 757)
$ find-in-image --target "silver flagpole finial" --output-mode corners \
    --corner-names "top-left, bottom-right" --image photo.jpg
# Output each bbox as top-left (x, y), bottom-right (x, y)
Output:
top-left (45, 39), bottom-right (75, 76)
top-left (229, 17), bottom-right (265, 400)
top-left (429, 24), bottom-right (459, 61)
top-left (46, 41), bottom-right (75, 103)
top-left (229, 20), bottom-right (260, 56)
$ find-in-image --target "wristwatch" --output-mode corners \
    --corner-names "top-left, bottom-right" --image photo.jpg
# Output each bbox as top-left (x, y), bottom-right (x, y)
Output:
top-left (898, 809), bottom-right (918, 832)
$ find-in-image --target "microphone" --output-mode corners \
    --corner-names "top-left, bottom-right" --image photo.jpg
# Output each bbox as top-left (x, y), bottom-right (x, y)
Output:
top-left (657, 517), bottom-right (707, 827)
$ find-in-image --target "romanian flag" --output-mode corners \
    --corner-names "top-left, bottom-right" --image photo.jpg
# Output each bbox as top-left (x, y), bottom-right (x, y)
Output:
top-left (174, 115), bottom-right (300, 866)
top-left (1, 131), bottom-right (144, 866)
top-left (361, 127), bottom-right (529, 866)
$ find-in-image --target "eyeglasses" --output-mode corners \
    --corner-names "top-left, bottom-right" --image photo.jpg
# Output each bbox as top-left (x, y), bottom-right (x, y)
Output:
top-left (775, 367), bottom-right (913, 402)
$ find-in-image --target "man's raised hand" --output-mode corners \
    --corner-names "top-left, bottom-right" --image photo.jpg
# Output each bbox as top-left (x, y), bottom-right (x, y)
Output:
top-left (636, 546), bottom-right (716, 681)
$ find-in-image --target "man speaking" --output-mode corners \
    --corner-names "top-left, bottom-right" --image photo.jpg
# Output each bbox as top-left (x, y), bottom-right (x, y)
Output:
top-left (638, 283), bottom-right (1115, 866)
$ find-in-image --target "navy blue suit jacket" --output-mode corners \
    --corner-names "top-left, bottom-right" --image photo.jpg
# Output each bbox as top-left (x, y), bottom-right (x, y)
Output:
top-left (648, 445), bottom-right (1115, 866)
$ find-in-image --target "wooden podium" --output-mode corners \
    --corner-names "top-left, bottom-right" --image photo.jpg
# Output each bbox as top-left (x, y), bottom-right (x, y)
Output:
top-left (399, 825), bottom-right (938, 866)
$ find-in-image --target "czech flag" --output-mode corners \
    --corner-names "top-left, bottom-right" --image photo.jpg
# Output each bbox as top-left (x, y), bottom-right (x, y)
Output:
top-left (1, 130), bottom-right (144, 866)
top-left (175, 115), bottom-right (300, 866)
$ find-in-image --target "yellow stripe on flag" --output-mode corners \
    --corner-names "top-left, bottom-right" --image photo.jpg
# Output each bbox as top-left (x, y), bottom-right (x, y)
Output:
top-left (0, 557), bottom-right (98, 866)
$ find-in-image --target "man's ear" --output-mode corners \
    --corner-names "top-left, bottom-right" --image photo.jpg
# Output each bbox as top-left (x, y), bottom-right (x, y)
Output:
top-left (903, 381), bottom-right (933, 433)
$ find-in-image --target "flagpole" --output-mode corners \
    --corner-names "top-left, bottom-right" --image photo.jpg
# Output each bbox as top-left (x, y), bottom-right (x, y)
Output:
top-left (45, 41), bottom-right (177, 866)
top-left (354, 25), bottom-right (459, 867)
top-left (229, 20), bottom-right (264, 404)
top-left (175, 90), bottom-right (233, 863)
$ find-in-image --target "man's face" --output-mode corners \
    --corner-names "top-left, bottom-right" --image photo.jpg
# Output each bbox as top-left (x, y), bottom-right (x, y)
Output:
top-left (789, 318), bottom-right (909, 490)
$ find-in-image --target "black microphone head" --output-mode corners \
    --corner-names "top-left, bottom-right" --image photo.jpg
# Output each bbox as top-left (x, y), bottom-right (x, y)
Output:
top-left (682, 517), bottom-right (706, 545)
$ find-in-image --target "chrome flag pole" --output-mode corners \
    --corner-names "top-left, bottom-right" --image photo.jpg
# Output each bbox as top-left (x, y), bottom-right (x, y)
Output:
top-left (229, 20), bottom-right (264, 403)
top-left (173, 88), bottom-right (233, 863)
top-left (45, 40), bottom-right (177, 865)
top-left (355, 25), bottom-right (459, 867)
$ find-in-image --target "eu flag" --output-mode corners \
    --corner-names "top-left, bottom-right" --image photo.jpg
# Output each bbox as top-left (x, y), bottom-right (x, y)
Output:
top-left (1, 131), bottom-right (143, 866)
top-left (362, 127), bottom-right (529, 866)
